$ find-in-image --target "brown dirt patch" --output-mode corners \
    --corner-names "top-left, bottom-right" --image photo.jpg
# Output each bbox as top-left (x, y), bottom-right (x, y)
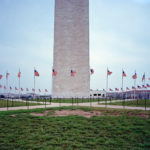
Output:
top-left (30, 110), bottom-right (50, 117)
top-left (29, 110), bottom-right (149, 118)
top-left (52, 110), bottom-right (103, 118)
top-left (10, 114), bottom-right (16, 117)
top-left (136, 114), bottom-right (149, 118)
top-left (127, 112), bottom-right (149, 118)
top-left (30, 110), bottom-right (103, 118)
top-left (105, 113), bottom-right (121, 117)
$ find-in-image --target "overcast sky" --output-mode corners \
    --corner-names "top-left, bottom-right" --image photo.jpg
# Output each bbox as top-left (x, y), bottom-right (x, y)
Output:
top-left (0, 0), bottom-right (150, 94)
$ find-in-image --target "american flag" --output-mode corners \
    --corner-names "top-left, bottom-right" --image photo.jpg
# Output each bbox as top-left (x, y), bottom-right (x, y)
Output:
top-left (142, 85), bottom-right (147, 89)
top-left (90, 69), bottom-right (94, 75)
top-left (0, 74), bottom-right (2, 80)
top-left (142, 73), bottom-right (145, 82)
top-left (45, 89), bottom-right (48, 92)
top-left (132, 86), bottom-right (136, 90)
top-left (107, 69), bottom-right (112, 76)
top-left (109, 88), bottom-right (113, 92)
top-left (18, 71), bottom-right (21, 78)
top-left (71, 70), bottom-right (76, 77)
top-left (147, 84), bottom-right (150, 88)
top-left (52, 69), bottom-right (57, 76)
top-left (15, 87), bottom-right (18, 90)
top-left (6, 72), bottom-right (10, 79)
top-left (132, 72), bottom-right (137, 79)
top-left (115, 88), bottom-right (119, 91)
top-left (34, 69), bottom-right (40, 76)
top-left (122, 70), bottom-right (126, 77)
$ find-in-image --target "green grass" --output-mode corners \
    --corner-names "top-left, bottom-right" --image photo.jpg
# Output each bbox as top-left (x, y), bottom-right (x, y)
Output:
top-left (28, 98), bottom-right (105, 103)
top-left (51, 98), bottom-right (103, 103)
top-left (104, 99), bottom-right (150, 107)
top-left (0, 99), bottom-right (42, 108)
top-left (0, 106), bottom-right (150, 149)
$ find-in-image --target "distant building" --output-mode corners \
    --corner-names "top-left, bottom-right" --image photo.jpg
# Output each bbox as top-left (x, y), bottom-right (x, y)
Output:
top-left (107, 90), bottom-right (150, 99)
top-left (90, 90), bottom-right (106, 98)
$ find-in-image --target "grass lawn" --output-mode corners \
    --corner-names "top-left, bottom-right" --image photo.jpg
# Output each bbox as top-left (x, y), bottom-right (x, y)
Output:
top-left (104, 99), bottom-right (150, 107)
top-left (29, 98), bottom-right (104, 103)
top-left (0, 106), bottom-right (150, 149)
top-left (0, 99), bottom-right (42, 108)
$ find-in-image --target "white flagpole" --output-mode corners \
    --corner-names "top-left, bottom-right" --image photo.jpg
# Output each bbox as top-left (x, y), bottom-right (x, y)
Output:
top-left (9, 87), bottom-right (11, 97)
top-left (19, 69), bottom-right (21, 99)
top-left (106, 68), bottom-right (108, 98)
top-left (34, 67), bottom-right (35, 99)
top-left (6, 71), bottom-right (8, 98)
top-left (144, 73), bottom-right (145, 86)
top-left (122, 69), bottom-right (123, 99)
top-left (134, 79), bottom-right (136, 100)
top-left (51, 66), bottom-right (53, 98)
top-left (134, 71), bottom-right (136, 100)
top-left (144, 73), bottom-right (147, 99)
top-left (0, 77), bottom-right (2, 94)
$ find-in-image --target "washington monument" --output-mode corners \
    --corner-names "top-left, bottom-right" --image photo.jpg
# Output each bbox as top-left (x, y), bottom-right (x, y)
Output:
top-left (52, 0), bottom-right (90, 98)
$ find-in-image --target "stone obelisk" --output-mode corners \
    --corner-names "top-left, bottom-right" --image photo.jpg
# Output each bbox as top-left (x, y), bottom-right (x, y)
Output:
top-left (52, 0), bottom-right (90, 98)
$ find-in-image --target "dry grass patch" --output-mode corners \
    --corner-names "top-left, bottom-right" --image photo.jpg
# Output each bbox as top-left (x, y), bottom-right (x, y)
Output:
top-left (127, 112), bottom-right (149, 118)
top-left (10, 114), bottom-right (16, 117)
top-left (30, 110), bottom-right (103, 118)
top-left (52, 110), bottom-right (102, 118)
top-left (29, 109), bottom-right (149, 118)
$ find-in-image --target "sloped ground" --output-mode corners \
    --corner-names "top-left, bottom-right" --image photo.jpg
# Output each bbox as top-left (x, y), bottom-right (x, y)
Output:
top-left (0, 107), bottom-right (150, 149)
top-left (30, 109), bottom-right (149, 118)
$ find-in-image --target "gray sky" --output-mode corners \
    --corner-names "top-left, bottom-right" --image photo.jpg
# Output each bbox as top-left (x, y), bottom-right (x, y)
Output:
top-left (0, 0), bottom-right (150, 94)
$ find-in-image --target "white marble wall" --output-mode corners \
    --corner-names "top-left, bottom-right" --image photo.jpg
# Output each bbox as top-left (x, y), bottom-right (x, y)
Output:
top-left (52, 0), bottom-right (90, 98)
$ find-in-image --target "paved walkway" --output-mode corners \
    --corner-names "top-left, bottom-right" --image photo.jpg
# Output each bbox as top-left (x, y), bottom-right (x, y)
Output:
top-left (0, 102), bottom-right (149, 111)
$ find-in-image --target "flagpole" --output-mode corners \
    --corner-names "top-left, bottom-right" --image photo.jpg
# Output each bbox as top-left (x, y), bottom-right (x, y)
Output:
top-left (34, 67), bottom-right (35, 99)
top-left (52, 66), bottom-right (53, 97)
top-left (144, 73), bottom-right (145, 86)
top-left (9, 87), bottom-right (11, 98)
top-left (122, 69), bottom-right (123, 99)
top-left (0, 78), bottom-right (1, 94)
top-left (134, 71), bottom-right (136, 100)
top-left (125, 87), bottom-right (127, 99)
top-left (19, 77), bottom-right (20, 99)
top-left (106, 68), bottom-right (108, 98)
top-left (19, 69), bottom-right (20, 99)
top-left (6, 71), bottom-right (8, 98)
top-left (144, 73), bottom-right (147, 99)
top-left (134, 79), bottom-right (136, 100)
